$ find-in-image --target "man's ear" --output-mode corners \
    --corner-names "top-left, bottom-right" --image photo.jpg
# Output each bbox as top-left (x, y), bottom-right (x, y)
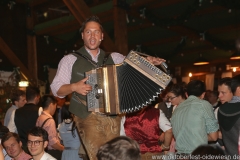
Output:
top-left (236, 86), bottom-right (240, 96)
top-left (43, 141), bottom-right (48, 148)
top-left (20, 141), bottom-right (22, 148)
top-left (200, 92), bottom-right (205, 99)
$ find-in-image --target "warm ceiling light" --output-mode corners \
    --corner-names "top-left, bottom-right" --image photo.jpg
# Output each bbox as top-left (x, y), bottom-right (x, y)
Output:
top-left (19, 81), bottom-right (29, 87)
top-left (233, 68), bottom-right (237, 72)
top-left (189, 72), bottom-right (192, 77)
top-left (193, 54), bottom-right (209, 65)
top-left (230, 51), bottom-right (240, 60)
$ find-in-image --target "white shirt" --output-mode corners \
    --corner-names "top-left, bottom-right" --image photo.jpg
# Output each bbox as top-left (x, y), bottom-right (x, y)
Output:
top-left (7, 107), bottom-right (43, 133)
top-left (50, 52), bottom-right (125, 98)
top-left (120, 109), bottom-right (172, 136)
top-left (40, 152), bottom-right (56, 160)
top-left (4, 105), bottom-right (18, 126)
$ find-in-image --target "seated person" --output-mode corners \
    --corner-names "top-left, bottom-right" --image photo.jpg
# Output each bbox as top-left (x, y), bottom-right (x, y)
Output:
top-left (120, 105), bottom-right (172, 156)
top-left (97, 136), bottom-right (140, 160)
top-left (1, 132), bottom-right (32, 160)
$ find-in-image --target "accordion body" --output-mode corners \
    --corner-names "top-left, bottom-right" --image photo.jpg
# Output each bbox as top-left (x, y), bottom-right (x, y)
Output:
top-left (85, 51), bottom-right (172, 115)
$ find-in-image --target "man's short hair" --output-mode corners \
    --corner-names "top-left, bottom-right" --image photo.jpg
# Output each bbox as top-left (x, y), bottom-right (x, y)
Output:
top-left (0, 124), bottom-right (9, 139)
top-left (11, 89), bottom-right (25, 105)
top-left (79, 15), bottom-right (103, 33)
top-left (1, 132), bottom-right (21, 148)
top-left (231, 74), bottom-right (240, 94)
top-left (211, 90), bottom-right (219, 99)
top-left (26, 86), bottom-right (40, 102)
top-left (218, 77), bottom-right (232, 91)
top-left (41, 95), bottom-right (57, 109)
top-left (187, 80), bottom-right (206, 97)
top-left (28, 127), bottom-right (48, 142)
top-left (97, 136), bottom-right (140, 160)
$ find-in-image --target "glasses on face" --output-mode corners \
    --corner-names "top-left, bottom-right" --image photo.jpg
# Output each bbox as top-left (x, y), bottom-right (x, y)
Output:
top-left (27, 140), bottom-right (43, 146)
top-left (167, 96), bottom-right (177, 101)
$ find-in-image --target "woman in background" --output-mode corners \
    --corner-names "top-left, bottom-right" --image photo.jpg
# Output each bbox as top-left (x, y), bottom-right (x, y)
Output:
top-left (58, 105), bottom-right (82, 160)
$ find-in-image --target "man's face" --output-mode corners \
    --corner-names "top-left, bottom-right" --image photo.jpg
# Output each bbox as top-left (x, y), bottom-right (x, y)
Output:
top-left (27, 135), bottom-right (47, 158)
top-left (15, 95), bottom-right (26, 108)
top-left (208, 93), bottom-right (217, 105)
top-left (81, 21), bottom-right (103, 52)
top-left (3, 137), bottom-right (22, 158)
top-left (56, 97), bottom-right (66, 107)
top-left (218, 84), bottom-right (233, 104)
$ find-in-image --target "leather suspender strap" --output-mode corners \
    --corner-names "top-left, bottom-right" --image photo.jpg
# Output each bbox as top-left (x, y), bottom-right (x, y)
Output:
top-left (73, 51), bottom-right (111, 67)
top-left (73, 51), bottom-right (98, 67)
top-left (41, 118), bottom-right (52, 128)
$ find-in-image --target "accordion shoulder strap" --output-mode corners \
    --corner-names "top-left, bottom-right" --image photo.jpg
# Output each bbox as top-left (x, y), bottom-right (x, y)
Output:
top-left (73, 51), bottom-right (98, 67)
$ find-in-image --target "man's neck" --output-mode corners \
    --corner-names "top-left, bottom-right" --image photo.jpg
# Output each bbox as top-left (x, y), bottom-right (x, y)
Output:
top-left (85, 46), bottom-right (99, 57)
top-left (33, 151), bottom-right (45, 160)
top-left (13, 150), bottom-right (23, 160)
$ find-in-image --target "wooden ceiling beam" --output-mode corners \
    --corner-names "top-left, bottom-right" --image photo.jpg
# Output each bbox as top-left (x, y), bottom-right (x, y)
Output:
top-left (0, 37), bottom-right (33, 81)
top-left (35, 20), bottom-right (80, 36)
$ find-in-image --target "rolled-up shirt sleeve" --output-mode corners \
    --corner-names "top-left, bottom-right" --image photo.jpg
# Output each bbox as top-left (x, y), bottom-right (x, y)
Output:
top-left (50, 55), bottom-right (76, 97)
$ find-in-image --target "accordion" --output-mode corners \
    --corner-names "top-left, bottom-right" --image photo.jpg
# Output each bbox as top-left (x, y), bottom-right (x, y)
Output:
top-left (85, 51), bottom-right (172, 115)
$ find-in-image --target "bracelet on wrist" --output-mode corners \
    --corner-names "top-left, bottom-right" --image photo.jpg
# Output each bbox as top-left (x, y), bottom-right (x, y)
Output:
top-left (161, 144), bottom-right (170, 150)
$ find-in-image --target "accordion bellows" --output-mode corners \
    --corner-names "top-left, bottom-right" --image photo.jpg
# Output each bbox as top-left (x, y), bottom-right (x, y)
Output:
top-left (85, 51), bottom-right (172, 115)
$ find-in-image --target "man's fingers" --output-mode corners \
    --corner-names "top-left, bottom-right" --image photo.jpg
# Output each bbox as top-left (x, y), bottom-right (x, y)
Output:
top-left (81, 77), bottom-right (89, 82)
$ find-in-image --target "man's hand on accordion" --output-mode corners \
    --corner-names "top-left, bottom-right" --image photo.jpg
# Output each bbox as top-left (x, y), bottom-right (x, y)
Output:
top-left (146, 56), bottom-right (166, 66)
top-left (72, 77), bottom-right (92, 95)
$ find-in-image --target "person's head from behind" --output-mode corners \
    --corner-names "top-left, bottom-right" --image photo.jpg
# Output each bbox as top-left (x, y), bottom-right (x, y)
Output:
top-left (191, 144), bottom-right (226, 160)
top-left (41, 95), bottom-right (57, 116)
top-left (26, 86), bottom-right (40, 104)
top-left (218, 77), bottom-right (233, 104)
top-left (97, 136), bottom-right (140, 160)
top-left (11, 89), bottom-right (26, 108)
top-left (167, 83), bottom-right (187, 106)
top-left (0, 124), bottom-right (9, 139)
top-left (231, 74), bottom-right (240, 97)
top-left (2, 132), bottom-right (23, 158)
top-left (204, 89), bottom-right (212, 101)
top-left (27, 127), bottom-right (48, 159)
top-left (80, 16), bottom-right (104, 52)
top-left (208, 90), bottom-right (219, 105)
top-left (187, 80), bottom-right (206, 99)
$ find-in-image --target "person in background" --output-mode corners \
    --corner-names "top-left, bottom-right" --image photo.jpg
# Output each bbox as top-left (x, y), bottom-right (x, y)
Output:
top-left (36, 95), bottom-right (64, 159)
top-left (165, 83), bottom-right (187, 154)
top-left (171, 80), bottom-right (218, 155)
top-left (50, 15), bottom-right (165, 160)
top-left (4, 89), bottom-right (26, 126)
top-left (1, 132), bottom-right (32, 160)
top-left (218, 77), bottom-right (233, 104)
top-left (120, 104), bottom-right (172, 159)
top-left (53, 97), bottom-right (66, 128)
top-left (58, 104), bottom-right (82, 160)
top-left (27, 127), bottom-right (56, 160)
top-left (8, 86), bottom-right (41, 151)
top-left (97, 136), bottom-right (140, 160)
top-left (0, 122), bottom-right (11, 160)
top-left (207, 90), bottom-right (221, 119)
top-left (204, 90), bottom-right (212, 102)
top-left (218, 74), bottom-right (240, 157)
top-left (190, 144), bottom-right (227, 160)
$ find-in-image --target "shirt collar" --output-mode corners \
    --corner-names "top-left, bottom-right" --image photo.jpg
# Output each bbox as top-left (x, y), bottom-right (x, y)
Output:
top-left (85, 47), bottom-right (100, 62)
top-left (42, 111), bottom-right (53, 118)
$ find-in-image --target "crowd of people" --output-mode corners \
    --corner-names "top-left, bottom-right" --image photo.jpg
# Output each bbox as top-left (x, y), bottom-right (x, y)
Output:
top-left (0, 15), bottom-right (239, 160)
